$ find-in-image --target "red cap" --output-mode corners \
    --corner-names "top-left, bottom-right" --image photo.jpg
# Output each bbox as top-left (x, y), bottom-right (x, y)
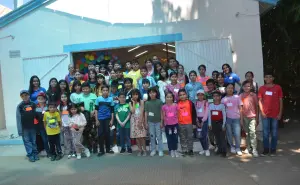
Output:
top-left (37, 92), bottom-right (46, 98)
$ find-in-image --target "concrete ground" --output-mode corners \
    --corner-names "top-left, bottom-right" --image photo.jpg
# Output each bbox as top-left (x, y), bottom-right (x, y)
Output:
top-left (0, 121), bottom-right (299, 185)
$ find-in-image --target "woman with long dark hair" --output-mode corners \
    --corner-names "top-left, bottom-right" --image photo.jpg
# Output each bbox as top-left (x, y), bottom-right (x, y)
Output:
top-left (222, 63), bottom-right (241, 87)
top-left (46, 78), bottom-right (60, 104)
top-left (58, 80), bottom-right (70, 97)
top-left (28, 75), bottom-right (46, 104)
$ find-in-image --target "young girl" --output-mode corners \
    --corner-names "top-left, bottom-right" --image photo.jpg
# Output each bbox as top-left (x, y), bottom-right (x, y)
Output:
top-left (58, 93), bottom-right (75, 159)
top-left (177, 89), bottom-right (197, 156)
top-left (109, 69), bottom-right (118, 85)
top-left (217, 73), bottom-right (226, 97)
top-left (195, 90), bottom-right (210, 156)
top-left (58, 80), bottom-right (70, 98)
top-left (161, 92), bottom-right (179, 158)
top-left (68, 103), bottom-right (90, 159)
top-left (107, 61), bottom-right (114, 72)
top-left (46, 78), bottom-right (60, 104)
top-left (166, 72), bottom-right (181, 102)
top-left (177, 64), bottom-right (189, 88)
top-left (99, 64), bottom-right (110, 84)
top-left (153, 62), bottom-right (163, 82)
top-left (221, 83), bottom-right (243, 156)
top-left (129, 89), bottom-right (147, 156)
top-left (28, 75), bottom-right (46, 104)
top-left (88, 69), bottom-right (97, 94)
top-left (197, 65), bottom-right (210, 92)
top-left (239, 71), bottom-right (258, 94)
top-left (145, 58), bottom-right (154, 77)
top-left (240, 80), bottom-right (259, 157)
top-left (157, 67), bottom-right (170, 103)
top-left (95, 65), bottom-right (100, 74)
top-left (145, 87), bottom-right (164, 157)
top-left (95, 74), bottom-right (106, 97)
top-left (124, 78), bottom-right (133, 103)
top-left (70, 80), bottom-right (82, 104)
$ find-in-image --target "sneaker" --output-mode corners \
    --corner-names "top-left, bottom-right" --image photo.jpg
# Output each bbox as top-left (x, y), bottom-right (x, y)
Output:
top-left (34, 155), bottom-right (40, 161)
top-left (107, 150), bottom-right (114, 154)
top-left (188, 150), bottom-right (194, 156)
top-left (270, 149), bottom-right (276, 157)
top-left (174, 150), bottom-right (180, 158)
top-left (84, 148), bottom-right (91, 158)
top-left (50, 155), bottom-right (56, 161)
top-left (230, 147), bottom-right (236, 154)
top-left (170, 150), bottom-right (175, 158)
top-left (56, 154), bottom-right (63, 161)
top-left (120, 148), bottom-right (126, 154)
top-left (127, 148), bottom-right (133, 154)
top-left (214, 146), bottom-right (218, 153)
top-left (205, 150), bottom-right (210, 157)
top-left (159, 151), bottom-right (164, 157)
top-left (67, 152), bottom-right (73, 159)
top-left (243, 148), bottom-right (250, 154)
top-left (28, 156), bottom-right (35, 162)
top-left (209, 144), bottom-right (215, 150)
top-left (261, 148), bottom-right (269, 157)
top-left (199, 151), bottom-right (205, 155)
top-left (71, 153), bottom-right (76, 158)
top-left (77, 154), bottom-right (81, 160)
top-left (252, 150), bottom-right (259, 157)
top-left (97, 152), bottom-right (105, 157)
top-left (236, 151), bottom-right (243, 156)
top-left (150, 150), bottom-right (156, 157)
top-left (142, 150), bottom-right (147, 156)
top-left (137, 151), bottom-right (142, 156)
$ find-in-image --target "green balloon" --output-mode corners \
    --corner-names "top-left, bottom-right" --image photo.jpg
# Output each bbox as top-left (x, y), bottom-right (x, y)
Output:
top-left (80, 64), bottom-right (85, 70)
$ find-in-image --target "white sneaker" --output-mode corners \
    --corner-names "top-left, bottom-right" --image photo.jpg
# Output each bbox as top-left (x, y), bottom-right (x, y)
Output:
top-left (243, 149), bottom-right (250, 154)
top-left (77, 154), bottom-right (81, 160)
top-left (214, 146), bottom-right (218, 153)
top-left (252, 150), bottom-right (259, 157)
top-left (150, 150), bottom-right (156, 157)
top-left (175, 150), bottom-right (180, 158)
top-left (199, 151), bottom-right (205, 155)
top-left (209, 144), bottom-right (215, 150)
top-left (170, 150), bottom-right (175, 158)
top-left (205, 150), bottom-right (210, 157)
top-left (84, 148), bottom-right (91, 158)
top-left (67, 153), bottom-right (72, 159)
top-left (137, 151), bottom-right (142, 156)
top-left (230, 147), bottom-right (236, 154)
top-left (71, 153), bottom-right (76, 158)
top-left (159, 151), bottom-right (164, 157)
top-left (236, 151), bottom-right (243, 156)
top-left (142, 150), bottom-right (147, 156)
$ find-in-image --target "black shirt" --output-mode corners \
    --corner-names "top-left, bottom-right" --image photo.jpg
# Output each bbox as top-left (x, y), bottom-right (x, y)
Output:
top-left (19, 101), bottom-right (36, 129)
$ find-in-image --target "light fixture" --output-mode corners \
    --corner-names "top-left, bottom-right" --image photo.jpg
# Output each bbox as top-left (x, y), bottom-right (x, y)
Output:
top-left (135, 50), bottom-right (148, 57)
top-left (128, 46), bottom-right (140, 52)
top-left (162, 43), bottom-right (175, 48)
top-left (163, 49), bottom-right (176, 54)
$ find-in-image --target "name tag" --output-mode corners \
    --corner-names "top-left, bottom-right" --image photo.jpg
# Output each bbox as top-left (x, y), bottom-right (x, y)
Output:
top-left (182, 112), bottom-right (189, 116)
top-left (227, 103), bottom-right (233, 107)
top-left (143, 94), bottom-right (148, 100)
top-left (42, 111), bottom-right (45, 114)
top-left (208, 99), bottom-right (213, 103)
top-left (229, 77), bottom-right (233, 80)
top-left (265, 91), bottom-right (273, 96)
top-left (219, 87), bottom-right (225, 93)
top-left (174, 89), bottom-right (179, 93)
top-left (212, 111), bottom-right (219, 115)
top-left (167, 112), bottom-right (174, 117)
top-left (25, 107), bottom-right (32, 111)
top-left (131, 73), bottom-right (136, 76)
top-left (114, 100), bottom-right (119, 104)
top-left (62, 110), bottom-right (69, 115)
top-left (149, 112), bottom-right (154, 116)
top-left (197, 108), bottom-right (203, 113)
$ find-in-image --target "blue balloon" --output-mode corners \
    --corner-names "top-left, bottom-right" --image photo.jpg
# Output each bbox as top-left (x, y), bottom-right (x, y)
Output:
top-left (81, 58), bottom-right (86, 63)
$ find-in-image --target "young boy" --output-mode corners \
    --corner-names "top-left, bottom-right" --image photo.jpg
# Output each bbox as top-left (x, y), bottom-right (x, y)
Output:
top-left (124, 60), bottom-right (141, 88)
top-left (80, 82), bottom-right (97, 155)
top-left (212, 70), bottom-right (219, 82)
top-left (95, 85), bottom-right (115, 156)
top-left (205, 79), bottom-right (216, 104)
top-left (43, 102), bottom-right (63, 161)
top-left (123, 61), bottom-right (132, 75)
top-left (185, 70), bottom-right (204, 103)
top-left (140, 79), bottom-right (150, 101)
top-left (114, 62), bottom-right (121, 71)
top-left (208, 91), bottom-right (227, 157)
top-left (138, 66), bottom-right (156, 91)
top-left (109, 80), bottom-right (120, 148)
top-left (17, 90), bottom-right (38, 162)
top-left (258, 72), bottom-right (283, 156)
top-left (115, 92), bottom-right (132, 153)
top-left (116, 69), bottom-right (125, 90)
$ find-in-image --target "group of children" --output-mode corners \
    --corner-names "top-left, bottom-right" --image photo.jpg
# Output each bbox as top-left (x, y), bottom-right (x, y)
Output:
top-left (17, 57), bottom-right (283, 162)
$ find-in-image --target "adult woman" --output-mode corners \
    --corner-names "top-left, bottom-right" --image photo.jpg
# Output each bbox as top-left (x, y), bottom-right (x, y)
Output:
top-left (157, 67), bottom-right (170, 103)
top-left (65, 64), bottom-right (75, 84)
top-left (145, 58), bottom-right (154, 77)
top-left (222, 63), bottom-right (241, 87)
top-left (153, 62), bottom-right (163, 82)
top-left (29, 75), bottom-right (46, 104)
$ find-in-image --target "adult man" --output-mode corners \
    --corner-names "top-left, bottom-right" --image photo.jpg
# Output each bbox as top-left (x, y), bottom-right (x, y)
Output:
top-left (65, 64), bottom-right (75, 84)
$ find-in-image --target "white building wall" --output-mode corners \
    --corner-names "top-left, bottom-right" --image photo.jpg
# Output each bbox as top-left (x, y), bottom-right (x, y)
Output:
top-left (0, 0), bottom-right (264, 135)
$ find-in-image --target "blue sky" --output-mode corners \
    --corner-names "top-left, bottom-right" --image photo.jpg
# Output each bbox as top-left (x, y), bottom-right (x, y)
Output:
top-left (1, 0), bottom-right (32, 10)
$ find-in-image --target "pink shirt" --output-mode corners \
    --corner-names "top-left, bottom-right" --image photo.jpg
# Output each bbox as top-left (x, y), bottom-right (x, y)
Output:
top-left (240, 92), bottom-right (258, 118)
top-left (162, 104), bottom-right (178, 125)
top-left (195, 100), bottom-right (209, 122)
top-left (166, 83), bottom-right (181, 102)
top-left (221, 95), bottom-right (243, 119)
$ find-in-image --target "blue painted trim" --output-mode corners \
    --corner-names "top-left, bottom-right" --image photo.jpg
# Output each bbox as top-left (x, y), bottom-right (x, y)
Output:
top-left (258, 0), bottom-right (279, 5)
top-left (0, 139), bottom-right (23, 145)
top-left (64, 33), bottom-right (183, 52)
top-left (0, 0), bottom-right (56, 29)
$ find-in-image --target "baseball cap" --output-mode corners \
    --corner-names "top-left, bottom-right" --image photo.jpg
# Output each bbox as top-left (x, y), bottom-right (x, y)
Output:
top-left (20, 90), bottom-right (29, 95)
top-left (37, 92), bottom-right (46, 98)
top-left (196, 89), bottom-right (205, 95)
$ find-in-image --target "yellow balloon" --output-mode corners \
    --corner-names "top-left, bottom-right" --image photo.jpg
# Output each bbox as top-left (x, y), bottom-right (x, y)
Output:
top-left (85, 54), bottom-right (89, 59)
top-left (89, 55), bottom-right (95, 61)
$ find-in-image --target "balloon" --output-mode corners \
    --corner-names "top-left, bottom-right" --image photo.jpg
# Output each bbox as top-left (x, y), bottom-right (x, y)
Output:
top-left (89, 55), bottom-right (95, 61)
top-left (84, 63), bottom-right (88, 67)
top-left (86, 60), bottom-right (90, 64)
top-left (81, 58), bottom-right (86, 63)
top-left (80, 64), bottom-right (85, 70)
top-left (85, 54), bottom-right (89, 59)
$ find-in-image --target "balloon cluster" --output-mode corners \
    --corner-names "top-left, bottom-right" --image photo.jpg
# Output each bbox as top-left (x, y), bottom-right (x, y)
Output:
top-left (75, 51), bottom-right (120, 73)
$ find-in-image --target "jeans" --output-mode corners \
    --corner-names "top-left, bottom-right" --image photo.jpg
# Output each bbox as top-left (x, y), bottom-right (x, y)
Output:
top-left (63, 127), bottom-right (75, 153)
top-left (22, 128), bottom-right (38, 157)
top-left (226, 118), bottom-right (241, 151)
top-left (38, 128), bottom-right (50, 154)
top-left (212, 121), bottom-right (227, 153)
top-left (165, 124), bottom-right (178, 151)
top-left (199, 121), bottom-right (209, 151)
top-left (48, 134), bottom-right (62, 156)
top-left (243, 117), bottom-right (257, 151)
top-left (262, 117), bottom-right (278, 150)
top-left (98, 119), bottom-right (111, 153)
top-left (148, 122), bottom-right (163, 152)
top-left (119, 127), bottom-right (131, 149)
top-left (178, 124), bottom-right (193, 152)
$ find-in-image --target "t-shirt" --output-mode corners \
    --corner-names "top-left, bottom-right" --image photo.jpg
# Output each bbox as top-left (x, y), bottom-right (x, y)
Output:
top-left (58, 105), bottom-right (69, 127)
top-left (224, 73), bottom-right (240, 85)
top-left (196, 76), bottom-right (210, 92)
top-left (81, 93), bottom-right (97, 112)
top-left (157, 80), bottom-right (170, 103)
top-left (69, 80), bottom-right (85, 91)
top-left (70, 92), bottom-right (82, 104)
top-left (195, 100), bottom-right (209, 122)
top-left (124, 70), bottom-right (141, 88)
top-left (88, 81), bottom-right (97, 94)
top-left (205, 91), bottom-right (214, 104)
top-left (208, 103), bottom-right (226, 127)
top-left (114, 103), bottom-right (130, 128)
top-left (30, 87), bottom-right (46, 104)
top-left (162, 104), bottom-right (178, 125)
top-left (95, 96), bottom-right (115, 120)
top-left (137, 76), bottom-right (157, 90)
top-left (35, 104), bottom-right (48, 129)
top-left (177, 100), bottom-right (193, 124)
top-left (185, 82), bottom-right (204, 103)
top-left (166, 83), bottom-right (181, 102)
top-left (43, 111), bottom-right (61, 135)
top-left (240, 92), bottom-right (258, 118)
top-left (258, 84), bottom-right (283, 118)
top-left (65, 73), bottom-right (74, 84)
top-left (221, 95), bottom-right (243, 119)
top-left (145, 99), bottom-right (163, 123)
top-left (110, 92), bottom-right (119, 104)
top-left (19, 101), bottom-right (36, 129)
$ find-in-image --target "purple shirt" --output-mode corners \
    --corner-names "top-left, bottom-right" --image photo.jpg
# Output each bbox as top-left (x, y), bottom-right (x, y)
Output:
top-left (162, 104), bottom-right (178, 125)
top-left (221, 95), bottom-right (243, 119)
top-left (166, 84), bottom-right (181, 102)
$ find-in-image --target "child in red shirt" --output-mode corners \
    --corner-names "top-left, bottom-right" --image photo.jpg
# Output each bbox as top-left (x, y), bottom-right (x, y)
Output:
top-left (258, 72), bottom-right (283, 156)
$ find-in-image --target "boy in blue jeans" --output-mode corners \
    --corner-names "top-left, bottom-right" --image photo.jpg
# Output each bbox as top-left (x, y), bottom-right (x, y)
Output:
top-left (17, 90), bottom-right (38, 162)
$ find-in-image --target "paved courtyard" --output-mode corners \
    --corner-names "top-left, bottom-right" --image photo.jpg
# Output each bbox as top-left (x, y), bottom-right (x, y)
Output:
top-left (0, 121), bottom-right (299, 185)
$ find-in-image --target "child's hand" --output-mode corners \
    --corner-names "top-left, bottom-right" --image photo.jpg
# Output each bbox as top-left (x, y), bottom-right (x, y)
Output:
top-left (96, 120), bottom-right (100, 126)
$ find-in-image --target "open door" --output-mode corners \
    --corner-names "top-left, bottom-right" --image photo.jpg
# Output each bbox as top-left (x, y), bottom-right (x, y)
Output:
top-left (0, 63), bottom-right (6, 129)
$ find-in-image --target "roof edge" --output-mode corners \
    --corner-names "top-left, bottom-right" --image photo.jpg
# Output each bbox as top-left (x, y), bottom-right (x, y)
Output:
top-left (0, 0), bottom-right (55, 29)
top-left (258, 0), bottom-right (279, 5)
